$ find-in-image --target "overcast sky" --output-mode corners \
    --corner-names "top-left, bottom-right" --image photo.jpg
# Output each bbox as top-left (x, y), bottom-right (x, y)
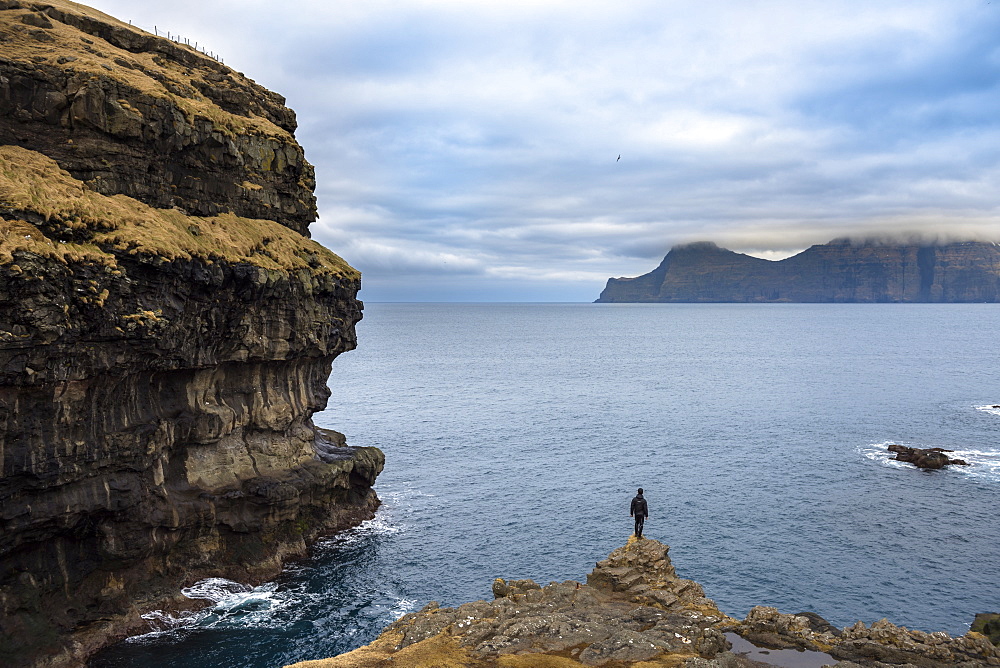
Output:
top-left (89, 0), bottom-right (1000, 301)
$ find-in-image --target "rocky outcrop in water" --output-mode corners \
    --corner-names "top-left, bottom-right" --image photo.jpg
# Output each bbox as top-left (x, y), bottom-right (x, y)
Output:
top-left (0, 2), bottom-right (382, 666)
top-left (596, 239), bottom-right (1000, 303)
top-left (887, 445), bottom-right (969, 469)
top-left (287, 538), bottom-right (1000, 668)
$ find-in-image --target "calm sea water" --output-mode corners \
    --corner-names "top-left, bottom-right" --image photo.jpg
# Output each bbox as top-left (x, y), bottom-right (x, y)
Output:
top-left (91, 303), bottom-right (1000, 668)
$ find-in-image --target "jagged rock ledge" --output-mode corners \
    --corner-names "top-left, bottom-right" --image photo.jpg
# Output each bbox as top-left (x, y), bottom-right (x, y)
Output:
top-left (287, 538), bottom-right (1000, 668)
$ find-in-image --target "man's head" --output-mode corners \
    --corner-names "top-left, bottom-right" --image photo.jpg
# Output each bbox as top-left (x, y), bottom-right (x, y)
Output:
top-left (637, 488), bottom-right (643, 495)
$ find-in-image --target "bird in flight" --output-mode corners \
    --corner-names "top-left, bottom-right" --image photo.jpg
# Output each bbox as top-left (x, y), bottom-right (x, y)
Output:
top-left (617, 155), bottom-right (621, 162)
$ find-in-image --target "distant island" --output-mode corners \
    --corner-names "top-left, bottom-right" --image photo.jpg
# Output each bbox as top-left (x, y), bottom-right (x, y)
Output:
top-left (596, 239), bottom-right (1000, 303)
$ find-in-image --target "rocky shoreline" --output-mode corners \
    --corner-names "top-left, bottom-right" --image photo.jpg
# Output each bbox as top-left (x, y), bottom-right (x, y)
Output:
top-left (287, 538), bottom-right (999, 668)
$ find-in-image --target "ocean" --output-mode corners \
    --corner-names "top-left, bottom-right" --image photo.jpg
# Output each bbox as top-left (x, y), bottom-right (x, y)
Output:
top-left (90, 303), bottom-right (1000, 668)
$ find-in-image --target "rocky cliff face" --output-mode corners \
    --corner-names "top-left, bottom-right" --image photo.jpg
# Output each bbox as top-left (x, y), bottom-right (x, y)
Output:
top-left (0, 3), bottom-right (382, 667)
top-left (287, 539), bottom-right (1000, 668)
top-left (597, 239), bottom-right (1000, 303)
top-left (0, 0), bottom-right (315, 234)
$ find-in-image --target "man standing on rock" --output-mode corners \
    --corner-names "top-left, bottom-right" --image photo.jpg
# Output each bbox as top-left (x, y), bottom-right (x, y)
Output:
top-left (630, 488), bottom-right (648, 538)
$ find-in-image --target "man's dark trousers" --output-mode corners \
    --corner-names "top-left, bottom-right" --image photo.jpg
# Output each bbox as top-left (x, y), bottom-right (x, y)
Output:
top-left (634, 515), bottom-right (644, 538)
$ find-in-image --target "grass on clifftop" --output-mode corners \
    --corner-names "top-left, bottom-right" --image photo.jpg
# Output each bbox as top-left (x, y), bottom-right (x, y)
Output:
top-left (0, 0), bottom-right (287, 140)
top-left (0, 146), bottom-right (358, 279)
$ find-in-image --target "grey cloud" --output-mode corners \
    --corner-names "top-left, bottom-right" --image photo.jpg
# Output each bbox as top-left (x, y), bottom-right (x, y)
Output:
top-left (89, 0), bottom-right (1000, 300)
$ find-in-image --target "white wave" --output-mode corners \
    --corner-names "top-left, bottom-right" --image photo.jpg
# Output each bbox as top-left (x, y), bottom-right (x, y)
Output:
top-left (859, 441), bottom-right (914, 471)
top-left (125, 609), bottom-right (200, 643)
top-left (377, 484), bottom-right (437, 506)
top-left (127, 577), bottom-right (302, 641)
top-left (315, 512), bottom-right (404, 555)
top-left (125, 487), bottom-right (424, 642)
top-left (139, 609), bottom-right (185, 628)
top-left (945, 447), bottom-right (1000, 481)
top-left (314, 485), bottom-right (425, 551)
top-left (193, 580), bottom-right (299, 629)
top-left (181, 577), bottom-right (253, 602)
top-left (391, 597), bottom-right (418, 620)
top-left (974, 404), bottom-right (1000, 417)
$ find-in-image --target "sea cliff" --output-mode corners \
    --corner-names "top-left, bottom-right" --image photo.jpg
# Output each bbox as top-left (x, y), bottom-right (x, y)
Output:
top-left (0, 2), bottom-right (382, 666)
top-left (597, 239), bottom-right (1000, 303)
top-left (288, 538), bottom-right (1000, 668)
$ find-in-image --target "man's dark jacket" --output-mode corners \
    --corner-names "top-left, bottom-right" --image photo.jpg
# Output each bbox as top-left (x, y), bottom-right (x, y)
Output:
top-left (630, 494), bottom-right (648, 518)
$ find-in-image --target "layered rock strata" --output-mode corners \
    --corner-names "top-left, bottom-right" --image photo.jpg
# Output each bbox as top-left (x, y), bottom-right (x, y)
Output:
top-left (0, 3), bottom-right (382, 667)
top-left (597, 239), bottom-right (1000, 303)
top-left (288, 539), bottom-right (1000, 668)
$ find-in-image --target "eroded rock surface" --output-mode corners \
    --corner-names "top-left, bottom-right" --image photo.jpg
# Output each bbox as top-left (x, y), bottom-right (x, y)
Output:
top-left (0, 2), bottom-right (382, 666)
top-left (286, 539), bottom-right (1000, 668)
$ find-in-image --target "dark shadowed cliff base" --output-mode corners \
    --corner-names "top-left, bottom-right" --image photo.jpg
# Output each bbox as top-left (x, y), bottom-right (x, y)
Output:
top-left (597, 239), bottom-right (1000, 303)
top-left (0, 2), bottom-right (382, 666)
top-left (287, 538), bottom-right (1000, 668)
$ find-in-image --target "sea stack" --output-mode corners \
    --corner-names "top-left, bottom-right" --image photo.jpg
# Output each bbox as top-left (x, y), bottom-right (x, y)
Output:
top-left (0, 2), bottom-right (382, 666)
top-left (597, 238), bottom-right (1000, 303)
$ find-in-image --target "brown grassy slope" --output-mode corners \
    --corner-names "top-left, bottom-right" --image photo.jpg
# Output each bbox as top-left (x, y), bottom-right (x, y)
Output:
top-left (0, 145), bottom-right (357, 278)
top-left (0, 0), bottom-right (289, 139)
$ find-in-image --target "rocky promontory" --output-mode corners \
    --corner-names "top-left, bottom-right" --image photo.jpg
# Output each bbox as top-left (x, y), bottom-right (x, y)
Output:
top-left (597, 239), bottom-right (1000, 303)
top-left (288, 538), bottom-right (1000, 668)
top-left (0, 2), bottom-right (382, 666)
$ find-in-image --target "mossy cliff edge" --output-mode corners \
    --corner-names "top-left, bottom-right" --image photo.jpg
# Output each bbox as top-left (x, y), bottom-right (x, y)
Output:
top-left (0, 2), bottom-right (383, 666)
top-left (290, 539), bottom-right (1000, 668)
